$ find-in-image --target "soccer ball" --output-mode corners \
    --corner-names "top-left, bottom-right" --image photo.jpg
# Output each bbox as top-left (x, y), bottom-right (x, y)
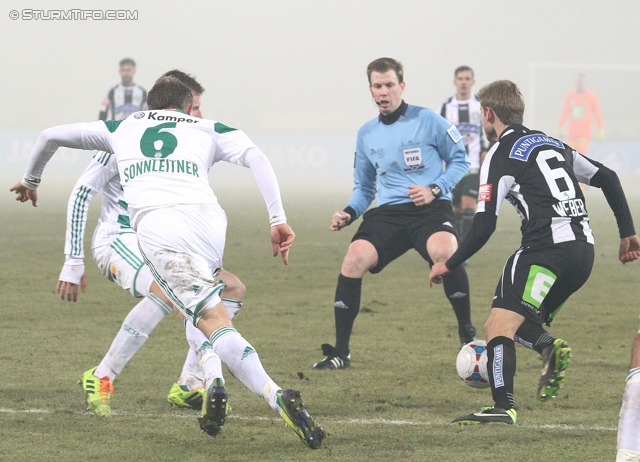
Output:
top-left (456, 340), bottom-right (490, 389)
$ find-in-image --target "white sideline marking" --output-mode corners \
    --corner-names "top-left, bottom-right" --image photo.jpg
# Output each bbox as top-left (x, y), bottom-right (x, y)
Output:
top-left (0, 408), bottom-right (617, 431)
top-left (0, 408), bottom-right (50, 414)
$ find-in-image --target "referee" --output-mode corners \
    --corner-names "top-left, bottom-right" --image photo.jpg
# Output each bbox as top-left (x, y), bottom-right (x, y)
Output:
top-left (313, 57), bottom-right (476, 370)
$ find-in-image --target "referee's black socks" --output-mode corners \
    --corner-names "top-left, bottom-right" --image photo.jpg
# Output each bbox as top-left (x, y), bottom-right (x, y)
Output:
top-left (333, 274), bottom-right (362, 355)
top-left (442, 265), bottom-right (473, 336)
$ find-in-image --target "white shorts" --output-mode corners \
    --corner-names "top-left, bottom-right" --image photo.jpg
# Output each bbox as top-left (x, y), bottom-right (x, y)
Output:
top-left (135, 203), bottom-right (227, 324)
top-left (92, 231), bottom-right (155, 298)
top-left (617, 448), bottom-right (640, 461)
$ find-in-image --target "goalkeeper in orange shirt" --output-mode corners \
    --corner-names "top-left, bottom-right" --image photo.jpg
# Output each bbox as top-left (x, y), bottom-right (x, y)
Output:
top-left (557, 74), bottom-right (604, 154)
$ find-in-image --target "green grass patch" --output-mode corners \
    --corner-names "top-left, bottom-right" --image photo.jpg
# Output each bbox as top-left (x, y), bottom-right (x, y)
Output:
top-left (1, 175), bottom-right (638, 461)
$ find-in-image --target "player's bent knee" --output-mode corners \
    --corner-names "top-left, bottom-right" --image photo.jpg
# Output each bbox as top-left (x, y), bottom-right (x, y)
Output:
top-left (222, 299), bottom-right (243, 319)
top-left (342, 240), bottom-right (378, 276)
top-left (134, 267), bottom-right (157, 298)
top-left (484, 308), bottom-right (525, 341)
top-left (148, 280), bottom-right (173, 306)
top-left (426, 232), bottom-right (458, 263)
top-left (220, 277), bottom-right (246, 301)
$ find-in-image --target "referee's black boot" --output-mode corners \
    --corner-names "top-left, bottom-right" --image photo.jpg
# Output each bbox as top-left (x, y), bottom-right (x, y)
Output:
top-left (459, 323), bottom-right (477, 347)
top-left (312, 343), bottom-right (351, 370)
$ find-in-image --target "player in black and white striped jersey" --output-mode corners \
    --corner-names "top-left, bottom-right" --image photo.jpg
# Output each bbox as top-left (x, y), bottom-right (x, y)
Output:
top-left (429, 79), bottom-right (640, 425)
top-left (440, 66), bottom-right (489, 242)
top-left (99, 58), bottom-right (147, 121)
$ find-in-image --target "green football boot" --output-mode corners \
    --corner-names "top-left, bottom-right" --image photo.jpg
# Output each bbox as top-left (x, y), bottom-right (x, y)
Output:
top-left (78, 367), bottom-right (113, 417)
top-left (276, 389), bottom-right (326, 449)
top-left (538, 338), bottom-right (572, 402)
top-left (167, 383), bottom-right (205, 410)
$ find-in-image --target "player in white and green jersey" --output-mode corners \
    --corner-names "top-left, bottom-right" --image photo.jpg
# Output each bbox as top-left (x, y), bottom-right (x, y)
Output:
top-left (60, 151), bottom-right (246, 412)
top-left (57, 71), bottom-right (246, 416)
top-left (617, 321), bottom-right (640, 461)
top-left (12, 77), bottom-right (325, 448)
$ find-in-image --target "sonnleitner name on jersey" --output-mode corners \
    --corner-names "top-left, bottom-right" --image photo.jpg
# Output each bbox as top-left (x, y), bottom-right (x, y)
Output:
top-left (123, 159), bottom-right (200, 182)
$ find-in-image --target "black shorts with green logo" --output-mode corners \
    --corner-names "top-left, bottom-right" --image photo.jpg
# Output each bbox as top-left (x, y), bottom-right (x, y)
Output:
top-left (492, 240), bottom-right (594, 325)
top-left (351, 200), bottom-right (457, 274)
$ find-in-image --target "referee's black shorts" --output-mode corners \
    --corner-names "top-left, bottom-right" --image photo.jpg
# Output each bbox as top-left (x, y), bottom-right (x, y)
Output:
top-left (351, 200), bottom-right (457, 274)
top-left (492, 240), bottom-right (594, 325)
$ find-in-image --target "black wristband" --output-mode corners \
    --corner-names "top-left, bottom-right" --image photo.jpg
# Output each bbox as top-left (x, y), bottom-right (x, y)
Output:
top-left (343, 206), bottom-right (356, 222)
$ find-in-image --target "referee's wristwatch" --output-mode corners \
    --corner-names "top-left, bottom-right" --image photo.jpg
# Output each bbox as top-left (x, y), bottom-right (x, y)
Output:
top-left (429, 184), bottom-right (442, 199)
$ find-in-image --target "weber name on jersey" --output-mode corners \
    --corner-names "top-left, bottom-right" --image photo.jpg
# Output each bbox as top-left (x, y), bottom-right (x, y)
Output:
top-left (445, 124), bottom-right (635, 269)
top-left (478, 125), bottom-right (633, 248)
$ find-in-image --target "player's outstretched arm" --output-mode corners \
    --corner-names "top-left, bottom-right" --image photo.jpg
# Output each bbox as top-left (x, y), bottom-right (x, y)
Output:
top-left (13, 123), bottom-right (112, 205)
top-left (241, 147), bottom-right (294, 264)
top-left (9, 182), bottom-right (38, 206)
top-left (271, 223), bottom-right (295, 265)
top-left (619, 235), bottom-right (640, 264)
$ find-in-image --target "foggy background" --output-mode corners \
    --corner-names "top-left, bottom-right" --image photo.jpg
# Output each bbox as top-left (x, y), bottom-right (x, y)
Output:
top-left (2, 0), bottom-right (640, 182)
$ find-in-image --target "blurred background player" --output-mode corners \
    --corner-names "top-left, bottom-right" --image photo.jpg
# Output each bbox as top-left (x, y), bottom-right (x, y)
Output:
top-left (99, 58), bottom-right (147, 121)
top-left (557, 74), bottom-right (604, 155)
top-left (429, 79), bottom-right (639, 425)
top-left (57, 70), bottom-right (246, 417)
top-left (440, 66), bottom-right (489, 242)
top-left (313, 57), bottom-right (475, 371)
top-left (617, 325), bottom-right (640, 461)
